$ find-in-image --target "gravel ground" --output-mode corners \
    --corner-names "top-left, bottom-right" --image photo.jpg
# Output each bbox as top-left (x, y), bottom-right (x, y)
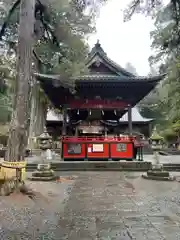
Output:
top-left (0, 173), bottom-right (75, 240)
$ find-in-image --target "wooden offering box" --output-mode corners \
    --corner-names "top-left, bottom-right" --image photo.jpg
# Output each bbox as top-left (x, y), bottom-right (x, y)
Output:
top-left (61, 136), bottom-right (135, 161)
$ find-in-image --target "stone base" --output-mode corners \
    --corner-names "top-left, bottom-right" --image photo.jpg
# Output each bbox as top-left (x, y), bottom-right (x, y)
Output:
top-left (152, 164), bottom-right (163, 171)
top-left (147, 170), bottom-right (170, 177)
top-left (32, 170), bottom-right (54, 178)
top-left (29, 175), bottom-right (56, 181)
top-left (29, 166), bottom-right (56, 181)
top-left (142, 170), bottom-right (175, 181)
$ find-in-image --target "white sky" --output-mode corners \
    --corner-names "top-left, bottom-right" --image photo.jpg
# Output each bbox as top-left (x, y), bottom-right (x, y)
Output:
top-left (88, 0), bottom-right (155, 75)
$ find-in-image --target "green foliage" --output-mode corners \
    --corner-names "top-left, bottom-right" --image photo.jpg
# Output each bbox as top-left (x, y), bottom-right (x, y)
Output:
top-left (0, 0), bottom-right (93, 76)
top-left (172, 120), bottom-right (180, 134)
top-left (124, 0), bottom-right (180, 22)
top-left (159, 120), bottom-right (180, 142)
top-left (136, 2), bottom-right (180, 140)
top-left (0, 0), bottom-right (105, 124)
top-left (124, 0), bottom-right (180, 55)
top-left (126, 1), bottom-right (180, 144)
top-left (124, 0), bottom-right (163, 22)
top-left (160, 127), bottom-right (176, 142)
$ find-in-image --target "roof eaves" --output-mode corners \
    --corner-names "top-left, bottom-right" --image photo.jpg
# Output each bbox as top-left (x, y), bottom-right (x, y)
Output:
top-left (34, 73), bottom-right (73, 89)
top-left (74, 74), bottom-right (164, 83)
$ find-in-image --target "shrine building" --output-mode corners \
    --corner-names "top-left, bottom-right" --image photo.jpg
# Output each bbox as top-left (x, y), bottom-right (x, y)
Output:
top-left (35, 41), bottom-right (164, 161)
top-left (46, 106), bottom-right (153, 139)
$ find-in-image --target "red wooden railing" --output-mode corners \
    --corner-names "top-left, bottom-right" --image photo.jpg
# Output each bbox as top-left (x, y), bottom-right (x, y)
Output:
top-left (61, 136), bottom-right (135, 142)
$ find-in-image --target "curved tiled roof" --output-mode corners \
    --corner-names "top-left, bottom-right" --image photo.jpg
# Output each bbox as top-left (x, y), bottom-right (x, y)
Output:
top-left (36, 41), bottom-right (165, 109)
top-left (119, 107), bottom-right (152, 122)
top-left (35, 72), bottom-right (165, 83)
top-left (75, 74), bottom-right (164, 82)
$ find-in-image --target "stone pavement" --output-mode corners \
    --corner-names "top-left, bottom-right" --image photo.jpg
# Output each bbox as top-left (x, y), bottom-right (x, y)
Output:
top-left (58, 171), bottom-right (180, 240)
top-left (1, 171), bottom-right (180, 239)
top-left (144, 154), bottom-right (180, 164)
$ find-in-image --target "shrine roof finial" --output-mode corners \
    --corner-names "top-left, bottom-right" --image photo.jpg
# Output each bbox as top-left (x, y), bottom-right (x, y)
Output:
top-left (96, 39), bottom-right (100, 45)
top-left (90, 40), bottom-right (106, 56)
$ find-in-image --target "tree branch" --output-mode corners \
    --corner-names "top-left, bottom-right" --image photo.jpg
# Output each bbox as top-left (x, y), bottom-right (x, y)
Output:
top-left (0, 0), bottom-right (21, 40)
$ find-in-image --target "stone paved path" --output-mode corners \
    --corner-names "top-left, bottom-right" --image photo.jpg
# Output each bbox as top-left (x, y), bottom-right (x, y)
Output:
top-left (58, 172), bottom-right (180, 240)
top-left (1, 172), bottom-right (180, 239)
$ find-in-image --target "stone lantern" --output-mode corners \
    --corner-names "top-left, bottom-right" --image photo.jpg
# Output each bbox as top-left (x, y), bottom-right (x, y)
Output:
top-left (142, 129), bottom-right (175, 181)
top-left (38, 127), bottom-right (53, 161)
top-left (29, 127), bottom-right (56, 181)
top-left (149, 131), bottom-right (164, 168)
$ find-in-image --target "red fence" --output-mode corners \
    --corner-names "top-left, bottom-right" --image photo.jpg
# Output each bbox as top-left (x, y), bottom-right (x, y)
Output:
top-left (61, 136), bottom-right (135, 142)
top-left (61, 136), bottom-right (137, 160)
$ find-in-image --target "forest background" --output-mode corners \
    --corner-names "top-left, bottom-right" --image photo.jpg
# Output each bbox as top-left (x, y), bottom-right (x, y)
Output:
top-left (0, 0), bottom-right (180, 145)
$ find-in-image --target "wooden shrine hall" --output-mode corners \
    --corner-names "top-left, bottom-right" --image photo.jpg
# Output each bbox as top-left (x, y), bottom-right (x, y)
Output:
top-left (36, 41), bottom-right (164, 161)
top-left (46, 106), bottom-right (153, 139)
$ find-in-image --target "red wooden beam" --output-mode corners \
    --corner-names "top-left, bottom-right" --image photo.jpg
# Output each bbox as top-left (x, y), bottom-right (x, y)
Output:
top-left (67, 99), bottom-right (129, 109)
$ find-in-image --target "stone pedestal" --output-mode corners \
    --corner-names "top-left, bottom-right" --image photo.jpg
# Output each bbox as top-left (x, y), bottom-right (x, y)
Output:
top-left (29, 163), bottom-right (56, 181)
top-left (29, 128), bottom-right (56, 181)
top-left (142, 163), bottom-right (175, 181)
top-left (143, 131), bottom-right (175, 181)
top-left (142, 170), bottom-right (175, 181)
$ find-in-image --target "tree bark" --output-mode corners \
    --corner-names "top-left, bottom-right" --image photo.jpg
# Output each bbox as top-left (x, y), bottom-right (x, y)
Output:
top-left (5, 0), bottom-right (35, 161)
top-left (34, 95), bottom-right (47, 136)
top-left (28, 82), bottom-right (47, 149)
top-left (27, 72), bottom-right (37, 149)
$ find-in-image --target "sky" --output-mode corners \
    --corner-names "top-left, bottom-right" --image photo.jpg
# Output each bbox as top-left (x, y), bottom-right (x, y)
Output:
top-left (88, 0), bottom-right (155, 75)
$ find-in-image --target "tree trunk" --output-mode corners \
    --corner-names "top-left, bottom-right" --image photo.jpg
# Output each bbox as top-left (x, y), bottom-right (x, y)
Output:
top-left (28, 73), bottom-right (37, 149)
top-left (34, 95), bottom-right (47, 136)
top-left (5, 0), bottom-right (35, 161)
top-left (28, 82), bottom-right (47, 149)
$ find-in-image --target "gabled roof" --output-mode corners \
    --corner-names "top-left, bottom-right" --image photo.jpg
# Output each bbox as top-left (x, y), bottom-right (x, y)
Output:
top-left (36, 41), bottom-right (165, 109)
top-left (87, 40), bottom-right (135, 77)
top-left (119, 107), bottom-right (153, 122)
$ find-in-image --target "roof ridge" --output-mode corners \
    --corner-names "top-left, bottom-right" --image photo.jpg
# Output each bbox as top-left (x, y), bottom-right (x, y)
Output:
top-left (88, 41), bottom-right (135, 77)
